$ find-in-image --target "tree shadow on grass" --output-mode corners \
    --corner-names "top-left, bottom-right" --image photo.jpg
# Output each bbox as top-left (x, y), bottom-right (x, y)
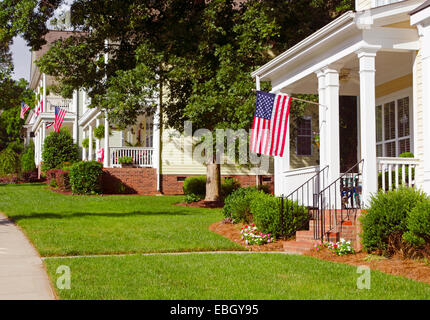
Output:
top-left (9, 209), bottom-right (195, 222)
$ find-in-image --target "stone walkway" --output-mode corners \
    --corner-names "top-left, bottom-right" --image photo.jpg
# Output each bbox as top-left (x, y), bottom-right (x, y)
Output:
top-left (0, 213), bottom-right (55, 300)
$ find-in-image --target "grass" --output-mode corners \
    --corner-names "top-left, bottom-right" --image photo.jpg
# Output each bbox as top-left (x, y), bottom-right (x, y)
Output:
top-left (44, 253), bottom-right (430, 300)
top-left (0, 184), bottom-right (243, 256)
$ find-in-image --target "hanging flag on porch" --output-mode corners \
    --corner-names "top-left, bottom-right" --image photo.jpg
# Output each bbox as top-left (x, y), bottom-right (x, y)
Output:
top-left (250, 91), bottom-right (292, 157)
top-left (46, 122), bottom-right (54, 129)
top-left (20, 101), bottom-right (30, 119)
top-left (54, 106), bottom-right (67, 133)
top-left (35, 100), bottom-right (43, 116)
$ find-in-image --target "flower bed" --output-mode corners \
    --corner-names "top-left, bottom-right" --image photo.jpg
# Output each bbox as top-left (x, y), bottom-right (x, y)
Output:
top-left (314, 239), bottom-right (355, 256)
top-left (240, 224), bottom-right (274, 245)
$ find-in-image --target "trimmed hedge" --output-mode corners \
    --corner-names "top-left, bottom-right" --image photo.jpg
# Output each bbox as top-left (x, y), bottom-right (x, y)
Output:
top-left (183, 176), bottom-right (241, 201)
top-left (360, 187), bottom-right (428, 254)
top-left (69, 161), bottom-right (103, 194)
top-left (403, 199), bottom-right (430, 247)
top-left (0, 147), bottom-right (20, 176)
top-left (223, 187), bottom-right (308, 238)
top-left (42, 130), bottom-right (79, 172)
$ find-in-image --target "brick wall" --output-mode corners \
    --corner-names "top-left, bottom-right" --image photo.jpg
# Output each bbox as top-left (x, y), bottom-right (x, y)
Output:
top-left (102, 168), bottom-right (158, 195)
top-left (161, 174), bottom-right (274, 195)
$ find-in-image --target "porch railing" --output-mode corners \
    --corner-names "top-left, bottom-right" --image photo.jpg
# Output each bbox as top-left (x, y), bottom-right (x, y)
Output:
top-left (110, 147), bottom-right (154, 168)
top-left (377, 157), bottom-right (419, 191)
top-left (46, 97), bottom-right (73, 112)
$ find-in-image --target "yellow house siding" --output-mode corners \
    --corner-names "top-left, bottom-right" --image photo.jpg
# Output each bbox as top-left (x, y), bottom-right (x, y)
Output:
top-left (160, 127), bottom-right (273, 175)
top-left (290, 107), bottom-right (319, 169)
top-left (356, 0), bottom-right (371, 11)
top-left (375, 74), bottom-right (413, 98)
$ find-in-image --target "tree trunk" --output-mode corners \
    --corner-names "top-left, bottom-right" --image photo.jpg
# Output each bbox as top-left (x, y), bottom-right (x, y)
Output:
top-left (205, 155), bottom-right (221, 202)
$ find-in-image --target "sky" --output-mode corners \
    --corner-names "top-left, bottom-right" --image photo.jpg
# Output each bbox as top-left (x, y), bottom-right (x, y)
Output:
top-left (10, 36), bottom-right (31, 82)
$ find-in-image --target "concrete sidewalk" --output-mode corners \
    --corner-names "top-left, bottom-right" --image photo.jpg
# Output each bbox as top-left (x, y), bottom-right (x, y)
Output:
top-left (0, 213), bottom-right (55, 300)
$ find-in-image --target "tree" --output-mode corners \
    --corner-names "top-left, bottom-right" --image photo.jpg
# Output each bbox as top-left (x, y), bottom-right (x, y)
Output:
top-left (1, 0), bottom-right (354, 200)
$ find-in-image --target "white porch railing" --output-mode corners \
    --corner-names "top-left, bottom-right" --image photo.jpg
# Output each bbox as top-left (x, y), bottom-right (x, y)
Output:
top-left (377, 157), bottom-right (419, 191)
top-left (110, 147), bottom-right (154, 168)
top-left (46, 97), bottom-right (73, 112)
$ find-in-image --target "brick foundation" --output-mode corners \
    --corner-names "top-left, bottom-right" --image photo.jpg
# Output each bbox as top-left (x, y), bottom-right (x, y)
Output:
top-left (160, 174), bottom-right (274, 195)
top-left (102, 168), bottom-right (158, 195)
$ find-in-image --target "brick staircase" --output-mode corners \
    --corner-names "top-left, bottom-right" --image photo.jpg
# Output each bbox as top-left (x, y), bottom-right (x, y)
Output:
top-left (283, 209), bottom-right (361, 254)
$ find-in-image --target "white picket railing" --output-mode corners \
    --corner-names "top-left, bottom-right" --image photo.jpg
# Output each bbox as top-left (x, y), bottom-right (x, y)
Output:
top-left (46, 97), bottom-right (73, 112)
top-left (110, 147), bottom-right (154, 168)
top-left (377, 157), bottom-right (419, 191)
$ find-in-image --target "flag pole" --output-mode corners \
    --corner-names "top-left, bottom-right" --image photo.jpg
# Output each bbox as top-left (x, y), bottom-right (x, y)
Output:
top-left (252, 88), bottom-right (326, 107)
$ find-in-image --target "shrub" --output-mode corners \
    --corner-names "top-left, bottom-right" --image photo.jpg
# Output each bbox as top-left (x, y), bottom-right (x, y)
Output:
top-left (69, 161), bottom-right (103, 194)
top-left (183, 176), bottom-right (206, 198)
top-left (42, 130), bottom-right (79, 171)
top-left (185, 193), bottom-right (202, 204)
top-left (0, 147), bottom-right (20, 176)
top-left (403, 199), bottom-right (430, 247)
top-left (118, 156), bottom-right (133, 164)
top-left (82, 137), bottom-right (95, 150)
top-left (49, 178), bottom-right (57, 188)
top-left (93, 125), bottom-right (105, 140)
top-left (360, 187), bottom-right (428, 254)
top-left (21, 141), bottom-right (36, 172)
top-left (249, 192), bottom-right (281, 236)
top-left (399, 152), bottom-right (414, 158)
top-left (220, 177), bottom-right (241, 197)
top-left (223, 187), bottom-right (260, 223)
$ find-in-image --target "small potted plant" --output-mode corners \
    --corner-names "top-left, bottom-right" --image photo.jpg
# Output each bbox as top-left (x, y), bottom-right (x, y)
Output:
top-left (118, 156), bottom-right (133, 168)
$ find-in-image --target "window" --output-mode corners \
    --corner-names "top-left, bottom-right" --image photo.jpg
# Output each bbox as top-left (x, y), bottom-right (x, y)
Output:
top-left (375, 96), bottom-right (411, 157)
top-left (296, 117), bottom-right (312, 156)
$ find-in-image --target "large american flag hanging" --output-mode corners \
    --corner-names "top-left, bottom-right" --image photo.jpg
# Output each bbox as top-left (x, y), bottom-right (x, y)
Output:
top-left (250, 91), bottom-right (291, 157)
top-left (20, 101), bottom-right (30, 119)
top-left (54, 106), bottom-right (67, 133)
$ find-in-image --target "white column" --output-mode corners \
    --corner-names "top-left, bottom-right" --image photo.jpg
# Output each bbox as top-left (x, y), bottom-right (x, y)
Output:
top-left (82, 129), bottom-right (87, 161)
top-left (39, 127), bottom-right (43, 163)
top-left (42, 74), bottom-right (47, 113)
top-left (421, 25), bottom-right (430, 194)
top-left (323, 67), bottom-right (340, 184)
top-left (316, 69), bottom-right (328, 169)
top-left (95, 118), bottom-right (101, 156)
top-left (357, 48), bottom-right (378, 207)
top-left (88, 125), bottom-right (93, 161)
top-left (104, 116), bottom-right (110, 168)
top-left (153, 105), bottom-right (161, 191)
top-left (72, 90), bottom-right (79, 144)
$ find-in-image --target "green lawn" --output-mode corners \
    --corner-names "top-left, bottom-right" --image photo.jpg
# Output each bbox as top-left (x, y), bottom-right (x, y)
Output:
top-left (0, 184), bottom-right (243, 256)
top-left (44, 253), bottom-right (430, 300)
top-left (2, 184), bottom-right (430, 300)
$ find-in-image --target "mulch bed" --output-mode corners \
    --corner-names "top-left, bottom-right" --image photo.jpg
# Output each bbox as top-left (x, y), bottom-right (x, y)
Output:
top-left (210, 220), bottom-right (430, 284)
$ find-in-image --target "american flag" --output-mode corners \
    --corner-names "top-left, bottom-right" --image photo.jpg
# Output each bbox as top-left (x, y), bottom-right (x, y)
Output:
top-left (46, 122), bottom-right (54, 129)
top-left (20, 101), bottom-right (30, 119)
top-left (250, 91), bottom-right (291, 157)
top-left (35, 100), bottom-right (43, 116)
top-left (54, 106), bottom-right (67, 132)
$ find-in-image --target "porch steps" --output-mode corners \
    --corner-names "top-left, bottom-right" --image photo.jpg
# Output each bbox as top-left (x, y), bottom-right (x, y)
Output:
top-left (283, 211), bottom-right (360, 254)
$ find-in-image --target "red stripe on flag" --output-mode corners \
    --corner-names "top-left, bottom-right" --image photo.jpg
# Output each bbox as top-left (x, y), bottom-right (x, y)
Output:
top-left (274, 95), bottom-right (287, 156)
top-left (269, 95), bottom-right (281, 156)
top-left (279, 97), bottom-right (292, 157)
top-left (250, 117), bottom-right (257, 153)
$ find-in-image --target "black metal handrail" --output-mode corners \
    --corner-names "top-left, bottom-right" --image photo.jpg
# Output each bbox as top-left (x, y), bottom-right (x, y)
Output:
top-left (278, 165), bottom-right (329, 238)
top-left (314, 159), bottom-right (364, 241)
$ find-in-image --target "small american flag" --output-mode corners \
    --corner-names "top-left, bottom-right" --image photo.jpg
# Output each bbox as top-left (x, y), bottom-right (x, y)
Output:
top-left (250, 91), bottom-right (291, 157)
top-left (46, 122), bottom-right (54, 129)
top-left (35, 100), bottom-right (43, 116)
top-left (20, 101), bottom-right (30, 119)
top-left (54, 106), bottom-right (67, 132)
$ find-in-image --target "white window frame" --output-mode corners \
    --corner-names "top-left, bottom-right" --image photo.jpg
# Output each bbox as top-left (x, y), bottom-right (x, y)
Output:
top-left (296, 116), bottom-right (313, 156)
top-left (371, 0), bottom-right (403, 8)
top-left (375, 87), bottom-right (413, 157)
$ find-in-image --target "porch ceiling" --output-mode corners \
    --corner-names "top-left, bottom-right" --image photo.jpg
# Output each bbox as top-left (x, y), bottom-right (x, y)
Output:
top-left (281, 51), bottom-right (414, 96)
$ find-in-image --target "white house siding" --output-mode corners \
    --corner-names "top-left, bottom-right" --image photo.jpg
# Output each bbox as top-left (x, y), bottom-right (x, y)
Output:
top-left (356, 0), bottom-right (372, 11)
top-left (160, 127), bottom-right (273, 176)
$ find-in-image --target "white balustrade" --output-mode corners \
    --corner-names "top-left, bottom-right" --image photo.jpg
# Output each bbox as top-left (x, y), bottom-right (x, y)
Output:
top-left (110, 147), bottom-right (154, 168)
top-left (46, 97), bottom-right (73, 112)
top-left (377, 157), bottom-right (419, 191)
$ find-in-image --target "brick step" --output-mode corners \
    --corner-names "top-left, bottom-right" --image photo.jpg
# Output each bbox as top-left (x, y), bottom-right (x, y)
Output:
top-left (308, 219), bottom-right (356, 232)
top-left (283, 240), bottom-right (320, 255)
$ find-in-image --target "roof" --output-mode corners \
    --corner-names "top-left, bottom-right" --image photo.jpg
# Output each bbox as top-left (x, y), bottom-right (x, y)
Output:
top-left (410, 0), bottom-right (430, 14)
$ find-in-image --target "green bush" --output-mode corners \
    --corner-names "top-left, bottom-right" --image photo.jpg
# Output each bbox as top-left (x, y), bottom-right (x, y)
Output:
top-left (81, 137), bottom-right (95, 150)
top-left (250, 192), bottom-right (281, 236)
top-left (93, 125), bottom-right (105, 140)
top-left (0, 147), bottom-right (20, 176)
top-left (49, 178), bottom-right (57, 188)
top-left (42, 130), bottom-right (79, 171)
top-left (399, 152), bottom-right (414, 158)
top-left (403, 199), bottom-right (430, 247)
top-left (21, 141), bottom-right (36, 172)
top-left (220, 177), bottom-right (241, 197)
top-left (223, 187), bottom-right (260, 223)
top-left (118, 156), bottom-right (133, 164)
top-left (185, 193), bottom-right (202, 203)
top-left (183, 176), bottom-right (206, 198)
top-left (69, 161), bottom-right (103, 194)
top-left (360, 187), bottom-right (428, 254)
